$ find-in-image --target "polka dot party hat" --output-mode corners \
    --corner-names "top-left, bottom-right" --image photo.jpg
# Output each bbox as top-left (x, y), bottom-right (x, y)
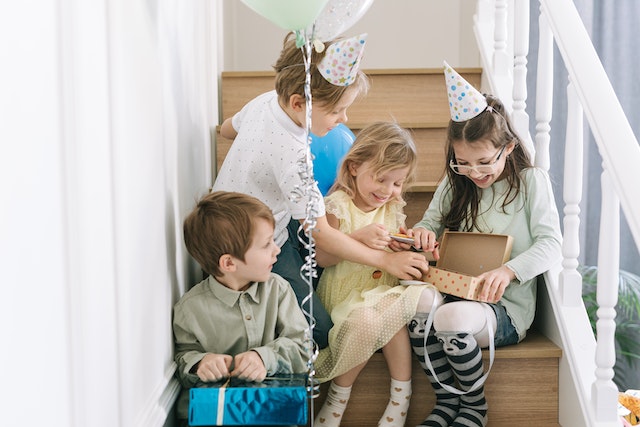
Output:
top-left (443, 60), bottom-right (488, 122)
top-left (318, 33), bottom-right (367, 86)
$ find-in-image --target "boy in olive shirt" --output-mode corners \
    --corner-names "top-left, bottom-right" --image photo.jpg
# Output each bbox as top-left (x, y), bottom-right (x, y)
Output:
top-left (173, 191), bottom-right (309, 421)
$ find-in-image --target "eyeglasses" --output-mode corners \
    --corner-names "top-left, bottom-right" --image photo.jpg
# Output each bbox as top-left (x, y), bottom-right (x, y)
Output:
top-left (449, 145), bottom-right (507, 175)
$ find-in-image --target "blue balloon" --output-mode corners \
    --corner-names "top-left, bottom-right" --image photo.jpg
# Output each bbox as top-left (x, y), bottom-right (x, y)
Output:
top-left (310, 124), bottom-right (356, 195)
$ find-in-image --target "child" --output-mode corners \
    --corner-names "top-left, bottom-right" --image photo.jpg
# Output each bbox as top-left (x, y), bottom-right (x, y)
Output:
top-left (312, 122), bottom-right (438, 427)
top-left (172, 191), bottom-right (309, 422)
top-left (214, 33), bottom-right (429, 349)
top-left (405, 62), bottom-right (563, 427)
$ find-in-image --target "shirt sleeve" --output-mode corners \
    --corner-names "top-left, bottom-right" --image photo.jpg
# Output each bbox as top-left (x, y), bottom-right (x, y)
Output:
top-left (172, 305), bottom-right (207, 388)
top-left (413, 177), bottom-right (450, 237)
top-left (251, 275), bottom-right (310, 375)
top-left (505, 168), bottom-right (563, 282)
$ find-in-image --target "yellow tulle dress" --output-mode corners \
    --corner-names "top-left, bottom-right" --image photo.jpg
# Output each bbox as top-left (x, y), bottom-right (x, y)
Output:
top-left (315, 190), bottom-right (433, 382)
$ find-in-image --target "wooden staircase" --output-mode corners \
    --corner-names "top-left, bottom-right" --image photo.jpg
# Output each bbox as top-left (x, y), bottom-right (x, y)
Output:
top-left (215, 68), bottom-right (563, 426)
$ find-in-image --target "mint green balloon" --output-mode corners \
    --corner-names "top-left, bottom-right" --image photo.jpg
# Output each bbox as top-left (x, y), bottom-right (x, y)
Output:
top-left (241, 0), bottom-right (329, 31)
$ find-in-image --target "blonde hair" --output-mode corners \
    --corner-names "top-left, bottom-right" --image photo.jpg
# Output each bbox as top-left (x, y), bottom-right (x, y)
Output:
top-left (330, 121), bottom-right (418, 200)
top-left (273, 32), bottom-right (369, 110)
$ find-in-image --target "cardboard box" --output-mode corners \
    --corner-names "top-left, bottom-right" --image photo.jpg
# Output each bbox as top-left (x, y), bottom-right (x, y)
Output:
top-left (423, 231), bottom-right (513, 300)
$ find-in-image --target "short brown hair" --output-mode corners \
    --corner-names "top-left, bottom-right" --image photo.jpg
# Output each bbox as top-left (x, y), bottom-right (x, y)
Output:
top-left (273, 32), bottom-right (369, 110)
top-left (183, 191), bottom-right (275, 276)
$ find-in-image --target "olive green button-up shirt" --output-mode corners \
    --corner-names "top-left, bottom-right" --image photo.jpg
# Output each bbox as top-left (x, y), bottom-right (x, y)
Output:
top-left (173, 273), bottom-right (310, 419)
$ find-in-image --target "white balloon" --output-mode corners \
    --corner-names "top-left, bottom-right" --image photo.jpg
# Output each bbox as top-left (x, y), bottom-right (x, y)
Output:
top-left (311, 0), bottom-right (375, 42)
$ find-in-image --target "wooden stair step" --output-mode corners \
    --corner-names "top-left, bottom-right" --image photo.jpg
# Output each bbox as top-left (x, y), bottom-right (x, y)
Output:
top-left (220, 68), bottom-right (482, 124)
top-left (214, 125), bottom-right (447, 189)
top-left (211, 126), bottom-right (445, 227)
top-left (309, 331), bottom-right (561, 427)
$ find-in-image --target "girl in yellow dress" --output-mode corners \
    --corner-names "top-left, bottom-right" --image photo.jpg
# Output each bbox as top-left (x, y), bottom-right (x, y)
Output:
top-left (314, 122), bottom-right (439, 427)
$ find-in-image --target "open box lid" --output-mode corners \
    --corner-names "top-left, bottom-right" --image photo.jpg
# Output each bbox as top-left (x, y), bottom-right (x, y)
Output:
top-left (436, 231), bottom-right (513, 276)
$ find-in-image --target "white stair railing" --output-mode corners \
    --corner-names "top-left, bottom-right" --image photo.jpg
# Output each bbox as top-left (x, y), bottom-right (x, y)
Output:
top-left (474, 0), bottom-right (640, 425)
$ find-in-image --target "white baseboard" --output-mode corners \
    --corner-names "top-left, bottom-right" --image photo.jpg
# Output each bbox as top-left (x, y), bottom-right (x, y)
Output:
top-left (135, 362), bottom-right (181, 427)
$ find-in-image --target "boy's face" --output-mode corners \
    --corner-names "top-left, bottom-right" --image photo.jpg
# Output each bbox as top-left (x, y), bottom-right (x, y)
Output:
top-left (233, 218), bottom-right (281, 286)
top-left (309, 87), bottom-right (359, 137)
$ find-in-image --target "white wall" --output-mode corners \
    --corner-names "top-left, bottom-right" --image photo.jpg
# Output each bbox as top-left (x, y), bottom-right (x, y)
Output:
top-left (222, 0), bottom-right (480, 72)
top-left (0, 1), bottom-right (216, 426)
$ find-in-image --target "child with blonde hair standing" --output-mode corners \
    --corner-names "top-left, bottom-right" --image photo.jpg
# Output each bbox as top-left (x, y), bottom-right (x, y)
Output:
top-left (313, 122), bottom-right (439, 427)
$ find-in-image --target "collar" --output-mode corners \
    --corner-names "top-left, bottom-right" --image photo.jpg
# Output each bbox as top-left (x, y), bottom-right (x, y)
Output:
top-left (269, 91), bottom-right (307, 143)
top-left (207, 275), bottom-right (261, 307)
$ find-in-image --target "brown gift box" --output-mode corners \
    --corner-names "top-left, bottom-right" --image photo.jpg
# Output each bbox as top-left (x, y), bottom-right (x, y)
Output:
top-left (423, 231), bottom-right (513, 300)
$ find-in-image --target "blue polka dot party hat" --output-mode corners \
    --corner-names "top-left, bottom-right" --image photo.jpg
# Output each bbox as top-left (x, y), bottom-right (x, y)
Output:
top-left (443, 60), bottom-right (488, 122)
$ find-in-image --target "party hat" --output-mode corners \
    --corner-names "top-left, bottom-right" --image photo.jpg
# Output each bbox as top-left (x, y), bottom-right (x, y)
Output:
top-left (443, 61), bottom-right (488, 121)
top-left (318, 33), bottom-right (367, 86)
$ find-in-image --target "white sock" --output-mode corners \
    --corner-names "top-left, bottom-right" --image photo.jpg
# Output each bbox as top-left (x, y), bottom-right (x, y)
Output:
top-left (315, 382), bottom-right (352, 427)
top-left (378, 378), bottom-right (412, 427)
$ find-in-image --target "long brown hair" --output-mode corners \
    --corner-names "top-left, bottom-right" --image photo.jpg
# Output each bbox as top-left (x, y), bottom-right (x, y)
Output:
top-left (442, 94), bottom-right (532, 231)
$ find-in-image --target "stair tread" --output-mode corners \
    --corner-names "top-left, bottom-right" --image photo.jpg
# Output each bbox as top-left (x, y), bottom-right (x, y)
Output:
top-left (310, 330), bottom-right (560, 426)
top-left (221, 67), bottom-right (482, 78)
top-left (489, 330), bottom-right (562, 359)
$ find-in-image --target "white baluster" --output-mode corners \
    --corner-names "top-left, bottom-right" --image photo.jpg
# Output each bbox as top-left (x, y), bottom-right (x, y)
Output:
top-left (559, 80), bottom-right (583, 307)
top-left (475, 0), bottom-right (494, 26)
top-left (592, 170), bottom-right (620, 422)
top-left (534, 8), bottom-right (553, 171)
top-left (493, 0), bottom-right (510, 78)
top-left (512, 0), bottom-right (534, 160)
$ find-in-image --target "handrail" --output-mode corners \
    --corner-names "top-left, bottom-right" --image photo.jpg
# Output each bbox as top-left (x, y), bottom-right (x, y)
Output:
top-left (475, 0), bottom-right (640, 425)
top-left (540, 0), bottom-right (640, 249)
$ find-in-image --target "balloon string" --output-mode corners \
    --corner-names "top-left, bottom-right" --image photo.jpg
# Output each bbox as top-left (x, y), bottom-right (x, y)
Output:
top-left (289, 30), bottom-right (321, 423)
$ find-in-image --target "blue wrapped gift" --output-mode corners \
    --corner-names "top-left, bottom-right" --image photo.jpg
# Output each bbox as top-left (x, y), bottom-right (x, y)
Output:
top-left (189, 375), bottom-right (308, 426)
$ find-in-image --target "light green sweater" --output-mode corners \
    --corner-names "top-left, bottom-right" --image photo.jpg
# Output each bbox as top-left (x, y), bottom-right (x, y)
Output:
top-left (414, 167), bottom-right (562, 340)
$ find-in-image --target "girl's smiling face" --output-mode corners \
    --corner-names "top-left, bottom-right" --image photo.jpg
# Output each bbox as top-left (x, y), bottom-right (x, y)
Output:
top-left (349, 160), bottom-right (410, 212)
top-left (451, 139), bottom-right (514, 188)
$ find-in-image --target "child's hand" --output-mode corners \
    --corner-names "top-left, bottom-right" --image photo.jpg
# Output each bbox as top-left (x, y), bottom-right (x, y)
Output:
top-left (194, 353), bottom-right (233, 382)
top-left (383, 250), bottom-right (430, 280)
top-left (230, 350), bottom-right (267, 382)
top-left (411, 227), bottom-right (440, 260)
top-left (350, 223), bottom-right (391, 250)
top-left (388, 227), bottom-right (415, 252)
top-left (477, 265), bottom-right (516, 303)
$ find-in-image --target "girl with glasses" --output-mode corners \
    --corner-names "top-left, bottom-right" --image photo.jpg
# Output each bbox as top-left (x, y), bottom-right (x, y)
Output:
top-left (403, 63), bottom-right (562, 427)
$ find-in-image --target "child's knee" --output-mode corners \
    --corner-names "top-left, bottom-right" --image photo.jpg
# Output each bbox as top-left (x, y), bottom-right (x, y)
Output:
top-left (416, 287), bottom-right (443, 313)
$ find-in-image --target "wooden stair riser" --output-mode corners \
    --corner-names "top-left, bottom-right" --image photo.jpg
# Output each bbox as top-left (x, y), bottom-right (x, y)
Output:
top-left (220, 68), bottom-right (482, 126)
top-left (214, 126), bottom-right (448, 189)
